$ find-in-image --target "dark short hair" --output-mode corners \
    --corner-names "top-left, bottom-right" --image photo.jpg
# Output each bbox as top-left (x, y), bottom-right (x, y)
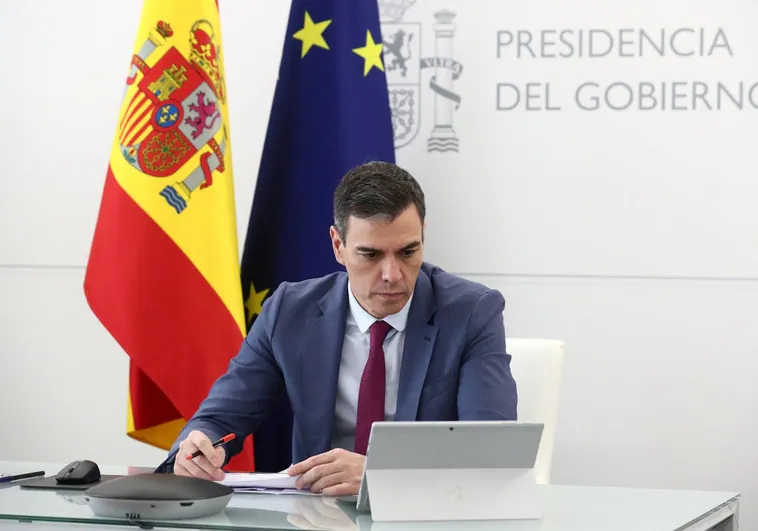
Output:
top-left (333, 161), bottom-right (426, 241)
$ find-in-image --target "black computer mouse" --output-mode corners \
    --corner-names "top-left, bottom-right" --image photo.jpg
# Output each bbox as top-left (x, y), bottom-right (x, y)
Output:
top-left (55, 460), bottom-right (101, 485)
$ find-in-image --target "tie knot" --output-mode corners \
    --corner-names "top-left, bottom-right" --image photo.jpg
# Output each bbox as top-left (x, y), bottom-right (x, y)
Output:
top-left (369, 320), bottom-right (392, 347)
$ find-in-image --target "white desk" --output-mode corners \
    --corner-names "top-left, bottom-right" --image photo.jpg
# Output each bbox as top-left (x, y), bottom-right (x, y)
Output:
top-left (0, 461), bottom-right (740, 530)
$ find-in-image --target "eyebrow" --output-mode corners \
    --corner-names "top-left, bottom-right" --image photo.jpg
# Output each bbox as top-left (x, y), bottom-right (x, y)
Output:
top-left (356, 241), bottom-right (422, 254)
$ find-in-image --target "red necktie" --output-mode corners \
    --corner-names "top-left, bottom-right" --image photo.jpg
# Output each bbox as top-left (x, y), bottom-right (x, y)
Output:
top-left (354, 320), bottom-right (392, 455)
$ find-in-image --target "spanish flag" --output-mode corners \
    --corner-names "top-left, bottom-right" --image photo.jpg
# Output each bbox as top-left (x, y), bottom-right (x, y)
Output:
top-left (83, 0), bottom-right (253, 472)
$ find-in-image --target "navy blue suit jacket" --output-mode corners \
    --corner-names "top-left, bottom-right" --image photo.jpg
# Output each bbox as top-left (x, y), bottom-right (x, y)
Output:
top-left (157, 262), bottom-right (517, 471)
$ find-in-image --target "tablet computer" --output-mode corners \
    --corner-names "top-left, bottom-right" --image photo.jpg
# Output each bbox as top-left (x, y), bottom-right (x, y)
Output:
top-left (354, 420), bottom-right (544, 513)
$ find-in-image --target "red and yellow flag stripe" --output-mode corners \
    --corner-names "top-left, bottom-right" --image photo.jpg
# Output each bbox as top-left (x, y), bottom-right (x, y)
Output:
top-left (84, 0), bottom-right (253, 471)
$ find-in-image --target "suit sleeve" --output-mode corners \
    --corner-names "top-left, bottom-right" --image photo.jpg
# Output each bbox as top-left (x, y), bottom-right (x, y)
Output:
top-left (154, 284), bottom-right (288, 472)
top-left (457, 289), bottom-right (518, 420)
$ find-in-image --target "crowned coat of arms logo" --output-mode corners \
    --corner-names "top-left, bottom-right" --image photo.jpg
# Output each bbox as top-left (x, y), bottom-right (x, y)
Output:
top-left (379, 0), bottom-right (464, 152)
top-left (118, 20), bottom-right (228, 214)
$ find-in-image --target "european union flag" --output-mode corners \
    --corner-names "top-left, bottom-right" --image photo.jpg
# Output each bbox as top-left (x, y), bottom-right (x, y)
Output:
top-left (240, 0), bottom-right (396, 472)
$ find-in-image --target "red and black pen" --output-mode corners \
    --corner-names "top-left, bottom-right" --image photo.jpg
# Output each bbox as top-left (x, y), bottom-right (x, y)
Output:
top-left (186, 433), bottom-right (236, 460)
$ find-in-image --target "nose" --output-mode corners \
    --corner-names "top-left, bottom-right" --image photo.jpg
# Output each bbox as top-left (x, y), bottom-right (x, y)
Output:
top-left (381, 257), bottom-right (402, 284)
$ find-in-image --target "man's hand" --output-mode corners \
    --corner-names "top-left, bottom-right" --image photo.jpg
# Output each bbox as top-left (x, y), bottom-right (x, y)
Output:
top-left (173, 430), bottom-right (226, 481)
top-left (287, 448), bottom-right (365, 496)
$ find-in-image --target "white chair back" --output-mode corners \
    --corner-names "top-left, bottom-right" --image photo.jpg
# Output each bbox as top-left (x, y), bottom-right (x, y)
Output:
top-left (506, 337), bottom-right (565, 484)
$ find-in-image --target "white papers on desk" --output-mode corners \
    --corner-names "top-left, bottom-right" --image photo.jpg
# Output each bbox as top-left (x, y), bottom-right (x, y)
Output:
top-left (219, 472), bottom-right (299, 489)
top-left (234, 487), bottom-right (320, 496)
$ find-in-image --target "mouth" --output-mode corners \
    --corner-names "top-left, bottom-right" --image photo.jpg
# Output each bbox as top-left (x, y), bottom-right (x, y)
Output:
top-left (376, 292), bottom-right (405, 300)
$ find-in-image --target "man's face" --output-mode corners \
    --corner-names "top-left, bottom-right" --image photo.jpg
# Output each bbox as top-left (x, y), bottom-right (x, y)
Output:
top-left (330, 205), bottom-right (424, 319)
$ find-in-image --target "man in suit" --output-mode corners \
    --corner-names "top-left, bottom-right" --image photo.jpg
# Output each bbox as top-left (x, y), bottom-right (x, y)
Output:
top-left (160, 161), bottom-right (518, 495)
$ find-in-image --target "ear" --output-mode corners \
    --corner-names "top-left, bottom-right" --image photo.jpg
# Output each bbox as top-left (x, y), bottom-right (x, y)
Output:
top-left (330, 226), bottom-right (345, 266)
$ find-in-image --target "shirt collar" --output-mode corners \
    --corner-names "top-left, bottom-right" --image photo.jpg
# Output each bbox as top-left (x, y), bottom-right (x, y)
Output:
top-left (347, 281), bottom-right (413, 333)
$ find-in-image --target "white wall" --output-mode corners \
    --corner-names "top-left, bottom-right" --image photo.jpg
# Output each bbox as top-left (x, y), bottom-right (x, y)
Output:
top-left (2, 0), bottom-right (757, 527)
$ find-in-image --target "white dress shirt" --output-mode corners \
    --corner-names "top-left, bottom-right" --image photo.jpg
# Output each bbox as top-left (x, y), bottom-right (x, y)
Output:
top-left (331, 282), bottom-right (413, 451)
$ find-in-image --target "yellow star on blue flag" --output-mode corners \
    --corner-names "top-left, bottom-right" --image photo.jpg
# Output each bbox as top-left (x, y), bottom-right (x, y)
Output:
top-left (244, 282), bottom-right (269, 325)
top-left (352, 30), bottom-right (385, 76)
top-left (293, 11), bottom-right (332, 58)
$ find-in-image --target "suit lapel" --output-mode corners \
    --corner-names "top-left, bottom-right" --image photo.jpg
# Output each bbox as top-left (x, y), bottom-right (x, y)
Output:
top-left (395, 270), bottom-right (438, 421)
top-left (299, 275), bottom-right (348, 454)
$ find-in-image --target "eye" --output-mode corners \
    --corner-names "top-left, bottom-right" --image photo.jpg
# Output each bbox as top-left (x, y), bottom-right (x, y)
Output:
top-left (402, 248), bottom-right (417, 257)
top-left (361, 251), bottom-right (378, 259)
